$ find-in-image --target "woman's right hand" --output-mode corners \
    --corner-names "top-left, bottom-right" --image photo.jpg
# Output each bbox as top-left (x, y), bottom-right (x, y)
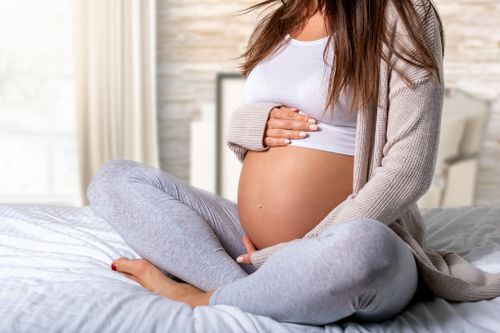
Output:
top-left (263, 106), bottom-right (319, 147)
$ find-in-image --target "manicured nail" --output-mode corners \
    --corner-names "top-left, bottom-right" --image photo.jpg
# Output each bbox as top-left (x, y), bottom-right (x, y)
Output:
top-left (290, 108), bottom-right (298, 111)
top-left (284, 138), bottom-right (290, 144)
top-left (309, 124), bottom-right (318, 131)
top-left (236, 256), bottom-right (243, 263)
top-left (111, 263), bottom-right (117, 271)
top-left (299, 131), bottom-right (307, 137)
top-left (308, 118), bottom-right (317, 124)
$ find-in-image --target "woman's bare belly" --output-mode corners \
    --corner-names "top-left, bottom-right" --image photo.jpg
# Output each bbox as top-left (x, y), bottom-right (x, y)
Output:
top-left (237, 146), bottom-right (354, 250)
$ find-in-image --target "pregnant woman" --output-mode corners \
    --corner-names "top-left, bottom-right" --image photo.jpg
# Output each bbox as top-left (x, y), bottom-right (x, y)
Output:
top-left (87, 0), bottom-right (500, 326)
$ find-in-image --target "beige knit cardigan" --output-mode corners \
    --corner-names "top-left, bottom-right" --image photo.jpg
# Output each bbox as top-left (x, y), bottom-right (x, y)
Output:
top-left (225, 1), bottom-right (500, 302)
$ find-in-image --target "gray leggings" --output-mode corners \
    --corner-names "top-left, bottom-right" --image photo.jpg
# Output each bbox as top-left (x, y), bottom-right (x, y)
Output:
top-left (87, 159), bottom-right (419, 325)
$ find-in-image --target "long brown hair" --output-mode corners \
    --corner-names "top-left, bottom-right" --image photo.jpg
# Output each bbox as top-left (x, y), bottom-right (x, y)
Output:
top-left (235, 0), bottom-right (445, 117)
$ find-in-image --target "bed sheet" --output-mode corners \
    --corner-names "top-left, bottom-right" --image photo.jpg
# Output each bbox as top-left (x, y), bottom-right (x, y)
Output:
top-left (0, 203), bottom-right (499, 333)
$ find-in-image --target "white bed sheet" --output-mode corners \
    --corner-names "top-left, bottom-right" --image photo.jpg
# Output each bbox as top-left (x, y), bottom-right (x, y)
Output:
top-left (0, 203), bottom-right (499, 333)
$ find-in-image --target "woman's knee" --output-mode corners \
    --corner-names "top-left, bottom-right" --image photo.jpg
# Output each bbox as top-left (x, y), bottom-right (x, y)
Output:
top-left (312, 218), bottom-right (417, 319)
top-left (340, 218), bottom-right (418, 314)
top-left (323, 218), bottom-right (412, 287)
top-left (87, 159), bottom-right (144, 204)
top-left (352, 239), bottom-right (418, 320)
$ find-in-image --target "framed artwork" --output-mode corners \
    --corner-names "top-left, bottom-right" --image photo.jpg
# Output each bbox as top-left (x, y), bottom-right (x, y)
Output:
top-left (215, 73), bottom-right (246, 202)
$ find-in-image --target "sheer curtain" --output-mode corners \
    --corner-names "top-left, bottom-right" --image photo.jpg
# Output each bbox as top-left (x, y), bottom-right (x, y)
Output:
top-left (75, 0), bottom-right (159, 205)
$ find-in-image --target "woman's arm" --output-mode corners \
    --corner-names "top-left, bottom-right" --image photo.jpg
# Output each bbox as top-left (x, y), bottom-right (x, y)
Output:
top-left (226, 101), bottom-right (282, 163)
top-left (249, 0), bottom-right (445, 269)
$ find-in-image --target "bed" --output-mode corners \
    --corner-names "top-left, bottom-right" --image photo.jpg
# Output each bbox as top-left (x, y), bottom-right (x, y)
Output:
top-left (1, 203), bottom-right (499, 333)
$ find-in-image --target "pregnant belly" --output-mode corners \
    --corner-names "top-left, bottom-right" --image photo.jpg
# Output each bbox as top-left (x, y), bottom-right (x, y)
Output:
top-left (237, 146), bottom-right (354, 250)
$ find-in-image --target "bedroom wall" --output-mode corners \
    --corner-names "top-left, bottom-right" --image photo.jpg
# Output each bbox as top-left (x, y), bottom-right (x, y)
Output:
top-left (156, 0), bottom-right (500, 206)
top-left (156, 0), bottom-right (256, 181)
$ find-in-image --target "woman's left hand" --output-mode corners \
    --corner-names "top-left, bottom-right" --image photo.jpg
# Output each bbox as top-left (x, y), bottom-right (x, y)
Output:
top-left (236, 234), bottom-right (256, 265)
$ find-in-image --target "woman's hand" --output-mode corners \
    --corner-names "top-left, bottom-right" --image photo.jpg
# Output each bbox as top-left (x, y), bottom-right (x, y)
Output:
top-left (236, 235), bottom-right (257, 265)
top-left (263, 106), bottom-right (319, 148)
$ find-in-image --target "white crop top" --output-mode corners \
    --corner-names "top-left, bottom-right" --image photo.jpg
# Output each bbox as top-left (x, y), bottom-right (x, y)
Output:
top-left (243, 33), bottom-right (357, 156)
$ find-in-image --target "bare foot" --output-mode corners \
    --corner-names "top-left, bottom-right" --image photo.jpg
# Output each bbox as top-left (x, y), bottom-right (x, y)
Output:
top-left (111, 257), bottom-right (213, 307)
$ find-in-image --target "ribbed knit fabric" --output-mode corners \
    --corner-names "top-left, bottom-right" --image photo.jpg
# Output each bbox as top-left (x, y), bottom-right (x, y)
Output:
top-left (225, 0), bottom-right (500, 302)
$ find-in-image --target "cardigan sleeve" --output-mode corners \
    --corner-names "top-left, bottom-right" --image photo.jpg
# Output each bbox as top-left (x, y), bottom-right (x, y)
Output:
top-left (250, 0), bottom-right (445, 269)
top-left (226, 102), bottom-right (283, 163)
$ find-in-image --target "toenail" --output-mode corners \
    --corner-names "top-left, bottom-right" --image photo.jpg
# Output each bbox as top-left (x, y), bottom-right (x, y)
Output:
top-left (111, 263), bottom-right (117, 271)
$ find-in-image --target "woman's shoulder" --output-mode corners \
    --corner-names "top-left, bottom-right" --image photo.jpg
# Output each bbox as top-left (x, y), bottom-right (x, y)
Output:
top-left (384, 0), bottom-right (444, 86)
top-left (385, 0), bottom-right (440, 29)
top-left (385, 0), bottom-right (443, 55)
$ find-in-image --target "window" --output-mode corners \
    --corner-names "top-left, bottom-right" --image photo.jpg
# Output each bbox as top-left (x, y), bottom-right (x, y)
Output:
top-left (0, 0), bottom-right (80, 206)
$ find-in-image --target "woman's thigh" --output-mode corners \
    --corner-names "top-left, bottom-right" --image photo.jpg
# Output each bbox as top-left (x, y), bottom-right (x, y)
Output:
top-left (136, 163), bottom-right (249, 262)
top-left (87, 159), bottom-right (256, 279)
top-left (209, 217), bottom-right (418, 325)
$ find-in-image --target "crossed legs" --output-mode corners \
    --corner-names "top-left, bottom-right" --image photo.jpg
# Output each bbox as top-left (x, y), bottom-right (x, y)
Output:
top-left (87, 159), bottom-right (418, 325)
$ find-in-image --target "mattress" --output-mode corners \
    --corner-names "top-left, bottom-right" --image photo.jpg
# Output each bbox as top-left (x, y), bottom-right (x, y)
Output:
top-left (0, 203), bottom-right (499, 333)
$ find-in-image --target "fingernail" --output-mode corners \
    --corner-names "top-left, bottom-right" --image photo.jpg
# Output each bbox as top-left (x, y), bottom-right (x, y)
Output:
top-left (284, 138), bottom-right (290, 144)
top-left (111, 263), bottom-right (117, 271)
top-left (299, 131), bottom-right (307, 137)
top-left (236, 256), bottom-right (243, 263)
top-left (290, 108), bottom-right (298, 111)
top-left (309, 124), bottom-right (318, 130)
top-left (308, 118), bottom-right (317, 124)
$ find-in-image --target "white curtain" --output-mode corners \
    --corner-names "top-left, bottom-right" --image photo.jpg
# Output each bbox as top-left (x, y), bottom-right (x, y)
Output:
top-left (75, 0), bottom-right (159, 205)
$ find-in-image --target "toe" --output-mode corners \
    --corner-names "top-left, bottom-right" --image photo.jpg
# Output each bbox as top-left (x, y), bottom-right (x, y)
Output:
top-left (112, 258), bottom-right (152, 276)
top-left (110, 257), bottom-right (129, 272)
